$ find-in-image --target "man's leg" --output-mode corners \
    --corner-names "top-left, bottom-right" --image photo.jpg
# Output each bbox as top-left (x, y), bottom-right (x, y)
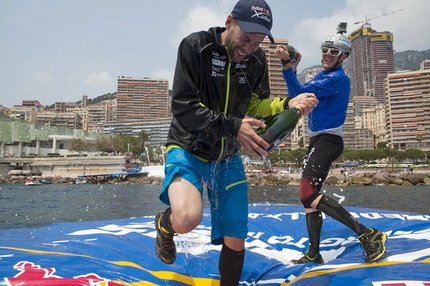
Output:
top-left (219, 237), bottom-right (245, 286)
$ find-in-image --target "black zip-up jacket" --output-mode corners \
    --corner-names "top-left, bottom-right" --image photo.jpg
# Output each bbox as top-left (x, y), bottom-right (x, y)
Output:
top-left (167, 27), bottom-right (287, 161)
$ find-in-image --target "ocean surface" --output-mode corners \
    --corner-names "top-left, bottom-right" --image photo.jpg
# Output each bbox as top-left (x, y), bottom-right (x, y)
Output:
top-left (1, 183), bottom-right (429, 230)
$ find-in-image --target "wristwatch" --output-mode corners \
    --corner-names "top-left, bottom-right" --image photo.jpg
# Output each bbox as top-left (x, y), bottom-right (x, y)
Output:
top-left (280, 59), bottom-right (291, 66)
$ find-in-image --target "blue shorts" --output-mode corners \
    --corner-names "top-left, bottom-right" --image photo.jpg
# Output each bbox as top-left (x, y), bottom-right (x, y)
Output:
top-left (159, 147), bottom-right (248, 245)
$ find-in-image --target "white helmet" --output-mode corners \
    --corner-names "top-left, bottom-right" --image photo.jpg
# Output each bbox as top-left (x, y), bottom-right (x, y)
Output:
top-left (321, 22), bottom-right (351, 54)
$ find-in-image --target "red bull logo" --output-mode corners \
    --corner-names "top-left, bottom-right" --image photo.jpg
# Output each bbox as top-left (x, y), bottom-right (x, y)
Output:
top-left (6, 261), bottom-right (123, 286)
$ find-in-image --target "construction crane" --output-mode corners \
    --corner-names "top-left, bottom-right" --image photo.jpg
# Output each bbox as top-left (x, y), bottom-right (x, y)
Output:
top-left (354, 8), bottom-right (405, 27)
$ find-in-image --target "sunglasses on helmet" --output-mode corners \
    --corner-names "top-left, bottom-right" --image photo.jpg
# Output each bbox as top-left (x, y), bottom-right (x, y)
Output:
top-left (321, 47), bottom-right (342, 56)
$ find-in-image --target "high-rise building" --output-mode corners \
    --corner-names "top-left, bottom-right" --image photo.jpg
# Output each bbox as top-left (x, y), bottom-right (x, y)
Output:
top-left (116, 77), bottom-right (170, 121)
top-left (260, 38), bottom-right (289, 100)
top-left (349, 25), bottom-right (395, 103)
top-left (384, 60), bottom-right (430, 151)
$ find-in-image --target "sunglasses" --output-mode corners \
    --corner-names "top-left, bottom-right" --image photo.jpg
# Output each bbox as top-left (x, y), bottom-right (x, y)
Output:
top-left (321, 47), bottom-right (342, 56)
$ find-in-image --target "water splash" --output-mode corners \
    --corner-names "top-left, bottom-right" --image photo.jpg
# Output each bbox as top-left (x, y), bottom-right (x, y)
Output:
top-left (333, 193), bottom-right (345, 204)
top-left (266, 157), bottom-right (273, 173)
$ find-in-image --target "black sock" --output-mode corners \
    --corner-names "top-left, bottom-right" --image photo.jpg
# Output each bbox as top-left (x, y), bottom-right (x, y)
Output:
top-left (317, 195), bottom-right (368, 235)
top-left (218, 243), bottom-right (245, 286)
top-left (306, 211), bottom-right (323, 257)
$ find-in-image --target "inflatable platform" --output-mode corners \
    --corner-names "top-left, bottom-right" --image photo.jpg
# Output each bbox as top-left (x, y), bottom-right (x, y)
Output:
top-left (1, 204), bottom-right (429, 285)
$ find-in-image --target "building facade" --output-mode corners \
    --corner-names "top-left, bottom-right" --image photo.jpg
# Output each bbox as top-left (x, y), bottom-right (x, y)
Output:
top-left (349, 25), bottom-right (395, 103)
top-left (260, 38), bottom-right (289, 100)
top-left (384, 60), bottom-right (430, 151)
top-left (36, 112), bottom-right (83, 129)
top-left (116, 77), bottom-right (170, 121)
top-left (103, 118), bottom-right (172, 148)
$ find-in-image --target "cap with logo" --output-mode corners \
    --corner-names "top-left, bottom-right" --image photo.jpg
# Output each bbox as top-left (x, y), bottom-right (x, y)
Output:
top-left (231, 0), bottom-right (274, 43)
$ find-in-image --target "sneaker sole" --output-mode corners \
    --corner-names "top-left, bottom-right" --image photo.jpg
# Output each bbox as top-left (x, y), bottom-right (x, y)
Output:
top-left (367, 232), bottom-right (387, 263)
top-left (155, 246), bottom-right (176, 264)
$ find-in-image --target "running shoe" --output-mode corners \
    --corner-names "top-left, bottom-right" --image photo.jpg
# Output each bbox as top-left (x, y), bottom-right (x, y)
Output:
top-left (155, 210), bottom-right (176, 264)
top-left (358, 227), bottom-right (387, 263)
top-left (292, 252), bottom-right (324, 264)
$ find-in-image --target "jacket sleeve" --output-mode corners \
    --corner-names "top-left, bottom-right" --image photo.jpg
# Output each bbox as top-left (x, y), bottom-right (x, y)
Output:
top-left (282, 67), bottom-right (341, 98)
top-left (171, 38), bottom-right (241, 137)
top-left (247, 94), bottom-right (287, 118)
top-left (246, 52), bottom-right (288, 118)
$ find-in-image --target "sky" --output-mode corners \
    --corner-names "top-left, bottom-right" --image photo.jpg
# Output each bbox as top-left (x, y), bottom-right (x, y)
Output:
top-left (1, 0), bottom-right (429, 108)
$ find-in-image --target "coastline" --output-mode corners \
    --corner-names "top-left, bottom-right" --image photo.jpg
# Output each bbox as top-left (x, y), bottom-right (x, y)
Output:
top-left (246, 169), bottom-right (430, 187)
top-left (1, 167), bottom-right (429, 187)
top-left (0, 156), bottom-right (428, 186)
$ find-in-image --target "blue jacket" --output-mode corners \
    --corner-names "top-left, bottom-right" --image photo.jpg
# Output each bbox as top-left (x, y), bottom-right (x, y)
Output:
top-left (281, 66), bottom-right (350, 136)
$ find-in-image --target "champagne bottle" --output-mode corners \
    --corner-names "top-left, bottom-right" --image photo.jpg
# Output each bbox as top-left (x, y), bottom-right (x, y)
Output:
top-left (255, 107), bottom-right (302, 153)
top-left (286, 45), bottom-right (298, 62)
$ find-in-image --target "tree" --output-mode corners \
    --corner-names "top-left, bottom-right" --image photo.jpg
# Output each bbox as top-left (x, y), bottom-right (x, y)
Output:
top-left (95, 137), bottom-right (115, 153)
top-left (69, 138), bottom-right (88, 154)
top-left (393, 150), bottom-right (406, 163)
top-left (404, 148), bottom-right (425, 164)
top-left (289, 148), bottom-right (307, 168)
top-left (342, 149), bottom-right (359, 162)
top-left (298, 137), bottom-right (304, 148)
top-left (137, 131), bottom-right (151, 156)
top-left (356, 149), bottom-right (385, 163)
top-left (376, 141), bottom-right (388, 150)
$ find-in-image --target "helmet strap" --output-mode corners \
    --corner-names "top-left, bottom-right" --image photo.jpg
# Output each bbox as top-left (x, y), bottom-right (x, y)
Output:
top-left (323, 53), bottom-right (345, 72)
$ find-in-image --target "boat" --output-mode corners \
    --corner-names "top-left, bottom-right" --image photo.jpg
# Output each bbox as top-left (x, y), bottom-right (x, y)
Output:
top-left (25, 179), bottom-right (42, 186)
top-left (72, 178), bottom-right (87, 184)
top-left (0, 205), bottom-right (429, 285)
top-left (40, 178), bottom-right (52, 184)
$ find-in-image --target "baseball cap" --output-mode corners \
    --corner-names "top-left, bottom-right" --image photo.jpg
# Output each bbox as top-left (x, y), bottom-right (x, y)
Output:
top-left (231, 0), bottom-right (274, 43)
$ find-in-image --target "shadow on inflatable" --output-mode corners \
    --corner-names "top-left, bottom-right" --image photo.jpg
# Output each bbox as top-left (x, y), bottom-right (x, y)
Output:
top-left (1, 204), bottom-right (429, 285)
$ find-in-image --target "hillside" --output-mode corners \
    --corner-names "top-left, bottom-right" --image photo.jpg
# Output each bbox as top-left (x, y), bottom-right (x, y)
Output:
top-left (394, 49), bottom-right (430, 71)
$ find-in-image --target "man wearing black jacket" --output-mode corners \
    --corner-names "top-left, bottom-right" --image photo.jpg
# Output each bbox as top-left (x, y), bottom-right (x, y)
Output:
top-left (154, 0), bottom-right (318, 284)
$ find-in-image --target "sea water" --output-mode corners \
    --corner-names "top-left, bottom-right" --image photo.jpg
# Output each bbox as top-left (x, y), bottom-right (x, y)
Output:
top-left (1, 183), bottom-right (428, 230)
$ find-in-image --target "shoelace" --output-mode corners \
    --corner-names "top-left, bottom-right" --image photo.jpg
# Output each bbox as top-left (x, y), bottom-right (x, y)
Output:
top-left (360, 238), bottom-right (378, 255)
top-left (161, 232), bottom-right (175, 249)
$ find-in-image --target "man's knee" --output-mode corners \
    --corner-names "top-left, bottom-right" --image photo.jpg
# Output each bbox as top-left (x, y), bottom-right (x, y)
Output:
top-left (299, 177), bottom-right (321, 208)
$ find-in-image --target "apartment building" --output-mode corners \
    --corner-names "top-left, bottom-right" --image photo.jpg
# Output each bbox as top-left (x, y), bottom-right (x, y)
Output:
top-left (54, 101), bottom-right (78, 112)
top-left (341, 101), bottom-right (375, 150)
top-left (385, 60), bottom-right (430, 151)
top-left (304, 67), bottom-right (323, 83)
top-left (36, 112), bottom-right (82, 129)
top-left (116, 77), bottom-right (170, 121)
top-left (103, 118), bottom-right (172, 148)
top-left (21, 100), bottom-right (45, 112)
top-left (7, 106), bottom-right (38, 123)
top-left (260, 38), bottom-right (289, 100)
top-left (349, 25), bottom-right (395, 103)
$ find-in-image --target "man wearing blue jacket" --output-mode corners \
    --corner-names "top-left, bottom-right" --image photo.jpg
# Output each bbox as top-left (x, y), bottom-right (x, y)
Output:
top-left (275, 23), bottom-right (387, 264)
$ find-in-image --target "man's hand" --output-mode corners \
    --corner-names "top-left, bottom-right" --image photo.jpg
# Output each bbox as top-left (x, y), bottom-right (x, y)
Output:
top-left (274, 45), bottom-right (301, 72)
top-left (288, 93), bottom-right (318, 116)
top-left (237, 117), bottom-right (269, 160)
